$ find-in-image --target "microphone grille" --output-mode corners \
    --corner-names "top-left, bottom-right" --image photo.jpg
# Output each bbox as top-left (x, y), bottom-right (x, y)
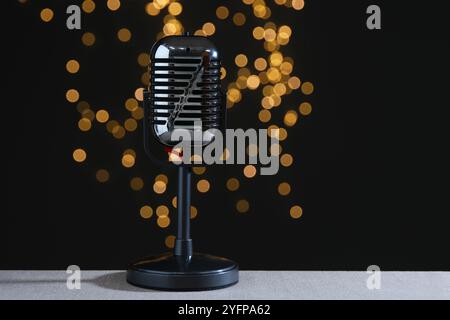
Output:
top-left (146, 36), bottom-right (223, 147)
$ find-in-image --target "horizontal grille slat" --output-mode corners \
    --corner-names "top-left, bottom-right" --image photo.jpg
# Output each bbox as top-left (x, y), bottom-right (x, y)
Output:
top-left (152, 58), bottom-right (203, 64)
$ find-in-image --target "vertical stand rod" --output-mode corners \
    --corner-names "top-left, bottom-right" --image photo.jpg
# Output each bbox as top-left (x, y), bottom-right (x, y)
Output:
top-left (174, 166), bottom-right (193, 258)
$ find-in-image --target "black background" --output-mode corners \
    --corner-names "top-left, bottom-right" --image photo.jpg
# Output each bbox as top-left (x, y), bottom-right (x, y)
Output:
top-left (3, 0), bottom-right (449, 270)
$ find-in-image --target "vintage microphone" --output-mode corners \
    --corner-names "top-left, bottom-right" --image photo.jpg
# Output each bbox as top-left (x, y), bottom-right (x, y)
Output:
top-left (126, 34), bottom-right (239, 290)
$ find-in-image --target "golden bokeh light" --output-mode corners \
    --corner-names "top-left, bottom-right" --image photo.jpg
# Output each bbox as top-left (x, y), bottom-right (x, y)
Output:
top-left (107, 0), bottom-right (121, 11)
top-left (66, 89), bottom-right (80, 103)
top-left (253, 27), bottom-right (265, 40)
top-left (280, 154), bottom-right (293, 167)
top-left (141, 72), bottom-right (150, 86)
top-left (197, 179), bottom-right (210, 193)
top-left (140, 205), bottom-right (153, 219)
top-left (192, 167), bottom-right (206, 175)
top-left (243, 165), bottom-right (257, 178)
top-left (301, 81), bottom-right (314, 95)
top-left (134, 88), bottom-right (144, 101)
top-left (284, 110), bottom-right (298, 127)
top-left (271, 94), bottom-right (281, 107)
top-left (155, 174), bottom-right (168, 184)
top-left (190, 206), bottom-right (198, 219)
top-left (236, 199), bottom-right (250, 213)
top-left (82, 0), bottom-right (96, 13)
top-left (226, 178), bottom-right (240, 191)
top-left (137, 53), bottom-right (150, 67)
top-left (76, 101), bottom-right (90, 113)
top-left (155, 0), bottom-right (169, 9)
top-left (264, 40), bottom-right (279, 52)
top-left (117, 28), bottom-right (132, 42)
top-left (227, 88), bottom-right (241, 103)
top-left (261, 97), bottom-right (272, 109)
top-left (78, 118), bottom-right (92, 132)
top-left (202, 22), bottom-right (216, 36)
top-left (235, 54), bottom-right (248, 67)
top-left (157, 216), bottom-right (170, 228)
top-left (254, 58), bottom-right (267, 71)
top-left (236, 76), bottom-right (247, 90)
top-left (95, 109), bottom-right (109, 123)
top-left (194, 29), bottom-right (206, 36)
top-left (96, 169), bottom-right (110, 183)
top-left (124, 118), bottom-right (137, 132)
top-left (73, 148), bottom-right (87, 163)
top-left (280, 61), bottom-right (293, 75)
top-left (165, 235), bottom-right (176, 248)
top-left (258, 109), bottom-right (271, 123)
top-left (163, 22), bottom-right (178, 36)
top-left (253, 4), bottom-right (267, 18)
top-left (292, 0), bottom-right (305, 11)
top-left (168, 2), bottom-right (182, 16)
top-left (123, 149), bottom-right (136, 157)
top-left (146, 2), bottom-right (160, 16)
top-left (233, 12), bottom-right (246, 26)
top-left (131, 107), bottom-right (144, 120)
top-left (40, 8), bottom-right (54, 22)
top-left (278, 128), bottom-right (288, 141)
top-left (66, 59), bottom-right (80, 74)
top-left (216, 6), bottom-right (229, 19)
top-left (220, 67), bottom-right (226, 80)
top-left (299, 102), bottom-right (312, 116)
top-left (274, 83), bottom-right (286, 95)
top-left (106, 120), bottom-right (119, 133)
top-left (288, 76), bottom-right (301, 89)
top-left (278, 182), bottom-right (291, 196)
top-left (121, 154), bottom-right (135, 168)
top-left (264, 29), bottom-right (277, 42)
top-left (130, 177), bottom-right (144, 191)
top-left (247, 75), bottom-right (260, 90)
top-left (125, 98), bottom-right (138, 111)
top-left (290, 205), bottom-right (303, 219)
top-left (81, 109), bottom-right (95, 121)
top-left (269, 52), bottom-right (283, 67)
top-left (238, 67), bottom-right (251, 77)
top-left (112, 126), bottom-right (126, 139)
top-left (171, 196), bottom-right (177, 208)
top-left (267, 67), bottom-right (281, 82)
top-left (153, 180), bottom-right (167, 194)
top-left (81, 32), bottom-right (96, 46)
top-left (279, 25), bottom-right (292, 38)
top-left (262, 85), bottom-right (273, 96)
top-left (156, 205), bottom-right (169, 217)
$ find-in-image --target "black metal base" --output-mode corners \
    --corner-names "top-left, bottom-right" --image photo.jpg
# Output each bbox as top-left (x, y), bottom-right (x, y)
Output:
top-left (126, 252), bottom-right (239, 291)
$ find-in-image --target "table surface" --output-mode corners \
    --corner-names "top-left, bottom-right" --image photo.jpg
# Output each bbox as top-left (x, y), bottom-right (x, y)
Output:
top-left (1, 271), bottom-right (449, 300)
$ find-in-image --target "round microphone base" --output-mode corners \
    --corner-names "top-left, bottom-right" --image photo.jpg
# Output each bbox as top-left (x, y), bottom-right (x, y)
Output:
top-left (126, 252), bottom-right (239, 291)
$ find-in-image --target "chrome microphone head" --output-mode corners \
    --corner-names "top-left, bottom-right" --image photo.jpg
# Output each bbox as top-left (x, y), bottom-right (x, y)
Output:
top-left (144, 35), bottom-right (224, 148)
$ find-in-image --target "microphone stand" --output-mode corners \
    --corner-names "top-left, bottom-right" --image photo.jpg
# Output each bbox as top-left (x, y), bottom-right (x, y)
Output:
top-left (175, 165), bottom-right (193, 259)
